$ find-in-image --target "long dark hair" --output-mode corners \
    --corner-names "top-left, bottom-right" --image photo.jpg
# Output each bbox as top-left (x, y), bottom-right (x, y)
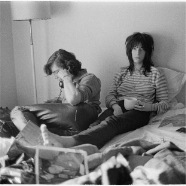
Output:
top-left (125, 32), bottom-right (154, 76)
top-left (44, 49), bottom-right (82, 76)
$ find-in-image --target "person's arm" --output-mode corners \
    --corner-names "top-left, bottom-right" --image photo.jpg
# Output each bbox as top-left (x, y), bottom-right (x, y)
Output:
top-left (151, 70), bottom-right (170, 113)
top-left (135, 69), bottom-right (169, 114)
top-left (55, 68), bottom-right (81, 105)
top-left (63, 75), bottom-right (82, 105)
top-left (106, 69), bottom-right (126, 116)
top-left (64, 74), bottom-right (101, 106)
top-left (105, 70), bottom-right (122, 108)
top-left (105, 68), bottom-right (128, 116)
top-left (77, 74), bottom-right (101, 103)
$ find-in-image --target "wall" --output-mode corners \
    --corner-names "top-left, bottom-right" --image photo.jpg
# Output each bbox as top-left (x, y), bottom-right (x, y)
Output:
top-left (11, 2), bottom-right (186, 106)
top-left (0, 2), bottom-right (17, 109)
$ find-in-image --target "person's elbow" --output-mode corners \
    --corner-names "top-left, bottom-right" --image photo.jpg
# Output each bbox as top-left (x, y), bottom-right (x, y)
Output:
top-left (67, 93), bottom-right (82, 106)
top-left (68, 99), bottom-right (80, 106)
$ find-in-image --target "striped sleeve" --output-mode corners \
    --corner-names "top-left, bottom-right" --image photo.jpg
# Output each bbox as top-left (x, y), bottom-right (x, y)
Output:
top-left (105, 68), bottom-right (126, 108)
top-left (151, 69), bottom-right (169, 114)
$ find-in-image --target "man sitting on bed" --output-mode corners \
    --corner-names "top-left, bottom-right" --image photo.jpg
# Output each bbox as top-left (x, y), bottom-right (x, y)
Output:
top-left (10, 49), bottom-right (101, 137)
top-left (11, 32), bottom-right (169, 150)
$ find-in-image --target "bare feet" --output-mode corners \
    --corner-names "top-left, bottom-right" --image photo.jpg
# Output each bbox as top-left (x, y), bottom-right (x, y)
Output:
top-left (40, 124), bottom-right (77, 148)
top-left (40, 124), bottom-right (63, 148)
top-left (39, 124), bottom-right (77, 160)
top-left (10, 106), bottom-right (28, 131)
top-left (39, 124), bottom-right (84, 170)
top-left (38, 124), bottom-right (63, 160)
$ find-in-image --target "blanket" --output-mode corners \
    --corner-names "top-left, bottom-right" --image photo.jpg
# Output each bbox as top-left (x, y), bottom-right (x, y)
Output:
top-left (0, 137), bottom-right (185, 184)
top-left (0, 105), bottom-right (185, 184)
top-left (62, 142), bottom-right (186, 185)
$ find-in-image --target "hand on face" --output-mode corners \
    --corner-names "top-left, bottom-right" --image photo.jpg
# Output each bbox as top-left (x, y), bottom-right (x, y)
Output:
top-left (51, 63), bottom-right (72, 81)
top-left (58, 68), bottom-right (72, 80)
top-left (53, 68), bottom-right (72, 82)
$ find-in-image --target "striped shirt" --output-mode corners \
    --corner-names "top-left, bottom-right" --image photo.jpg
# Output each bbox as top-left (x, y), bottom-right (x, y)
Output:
top-left (105, 66), bottom-right (169, 114)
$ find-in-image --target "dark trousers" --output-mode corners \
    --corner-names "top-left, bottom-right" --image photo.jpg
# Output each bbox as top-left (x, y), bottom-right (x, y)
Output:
top-left (74, 101), bottom-right (151, 148)
top-left (12, 103), bottom-right (98, 136)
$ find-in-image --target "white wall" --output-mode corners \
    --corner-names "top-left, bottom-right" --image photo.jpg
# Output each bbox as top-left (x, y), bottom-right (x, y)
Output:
top-left (11, 2), bottom-right (186, 106)
top-left (0, 2), bottom-right (17, 109)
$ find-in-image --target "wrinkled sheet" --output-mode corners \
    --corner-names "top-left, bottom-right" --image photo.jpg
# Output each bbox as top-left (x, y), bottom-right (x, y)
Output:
top-left (101, 106), bottom-right (186, 152)
top-left (63, 147), bottom-right (186, 185)
top-left (0, 106), bottom-right (186, 184)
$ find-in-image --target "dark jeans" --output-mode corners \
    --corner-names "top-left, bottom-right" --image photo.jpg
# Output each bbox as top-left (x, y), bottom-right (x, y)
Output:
top-left (12, 103), bottom-right (99, 136)
top-left (74, 100), bottom-right (151, 149)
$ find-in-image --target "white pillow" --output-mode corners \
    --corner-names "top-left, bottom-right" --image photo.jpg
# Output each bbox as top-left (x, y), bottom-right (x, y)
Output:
top-left (157, 67), bottom-right (186, 102)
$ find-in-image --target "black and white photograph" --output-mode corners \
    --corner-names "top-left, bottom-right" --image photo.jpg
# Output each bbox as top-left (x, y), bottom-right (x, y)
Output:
top-left (0, 0), bottom-right (186, 184)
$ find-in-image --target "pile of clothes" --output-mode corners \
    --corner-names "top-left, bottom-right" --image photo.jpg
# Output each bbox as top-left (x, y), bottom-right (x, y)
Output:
top-left (0, 107), bottom-right (19, 138)
top-left (63, 147), bottom-right (186, 185)
top-left (1, 140), bottom-right (186, 184)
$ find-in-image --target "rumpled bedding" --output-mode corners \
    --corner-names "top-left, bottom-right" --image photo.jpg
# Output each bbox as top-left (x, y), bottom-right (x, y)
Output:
top-left (1, 138), bottom-right (185, 184)
top-left (101, 104), bottom-right (186, 152)
top-left (0, 105), bottom-right (186, 184)
top-left (62, 141), bottom-right (186, 185)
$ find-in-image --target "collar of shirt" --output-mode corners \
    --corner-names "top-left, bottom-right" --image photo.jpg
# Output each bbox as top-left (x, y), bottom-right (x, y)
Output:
top-left (133, 67), bottom-right (144, 75)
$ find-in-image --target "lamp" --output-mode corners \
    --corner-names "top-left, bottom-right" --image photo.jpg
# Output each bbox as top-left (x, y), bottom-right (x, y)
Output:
top-left (11, 1), bottom-right (51, 103)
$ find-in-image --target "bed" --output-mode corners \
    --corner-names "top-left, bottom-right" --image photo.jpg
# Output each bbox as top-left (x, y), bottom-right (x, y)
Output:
top-left (0, 67), bottom-right (186, 184)
top-left (101, 103), bottom-right (186, 152)
top-left (101, 66), bottom-right (186, 150)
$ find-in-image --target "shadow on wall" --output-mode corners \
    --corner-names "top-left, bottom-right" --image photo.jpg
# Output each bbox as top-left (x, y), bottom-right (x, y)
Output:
top-left (152, 33), bottom-right (176, 68)
top-left (153, 33), bottom-right (185, 104)
top-left (50, 1), bottom-right (72, 17)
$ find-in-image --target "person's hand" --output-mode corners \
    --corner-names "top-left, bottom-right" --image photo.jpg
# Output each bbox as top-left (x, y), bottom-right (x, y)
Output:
top-left (134, 100), bottom-right (152, 112)
top-left (58, 69), bottom-right (72, 81)
top-left (112, 104), bottom-right (123, 116)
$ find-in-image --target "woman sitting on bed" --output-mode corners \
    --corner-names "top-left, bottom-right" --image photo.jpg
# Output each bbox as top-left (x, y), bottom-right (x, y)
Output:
top-left (10, 49), bottom-right (101, 136)
top-left (11, 32), bottom-right (169, 149)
